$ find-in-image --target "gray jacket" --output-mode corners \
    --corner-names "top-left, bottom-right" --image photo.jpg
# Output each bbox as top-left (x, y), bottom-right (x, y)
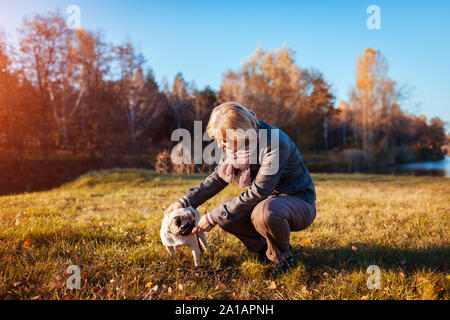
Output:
top-left (178, 120), bottom-right (316, 227)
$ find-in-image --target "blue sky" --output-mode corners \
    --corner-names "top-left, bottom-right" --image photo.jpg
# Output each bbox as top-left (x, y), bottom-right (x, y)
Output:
top-left (1, 0), bottom-right (449, 131)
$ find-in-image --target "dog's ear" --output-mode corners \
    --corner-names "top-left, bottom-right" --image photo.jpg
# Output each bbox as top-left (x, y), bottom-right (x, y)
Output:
top-left (167, 217), bottom-right (179, 235)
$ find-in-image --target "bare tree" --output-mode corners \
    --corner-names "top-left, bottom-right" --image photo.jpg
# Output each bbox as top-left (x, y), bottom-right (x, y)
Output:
top-left (18, 10), bottom-right (85, 151)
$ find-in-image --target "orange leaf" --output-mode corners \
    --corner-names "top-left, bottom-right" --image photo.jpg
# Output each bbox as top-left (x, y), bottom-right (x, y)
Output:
top-left (23, 238), bottom-right (32, 247)
top-left (266, 281), bottom-right (277, 290)
top-left (215, 282), bottom-right (226, 290)
top-left (417, 277), bottom-right (429, 283)
top-left (301, 285), bottom-right (310, 295)
top-left (145, 281), bottom-right (153, 288)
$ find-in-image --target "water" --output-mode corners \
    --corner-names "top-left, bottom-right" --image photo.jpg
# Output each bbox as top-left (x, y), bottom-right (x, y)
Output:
top-left (397, 155), bottom-right (450, 177)
top-left (372, 156), bottom-right (450, 177)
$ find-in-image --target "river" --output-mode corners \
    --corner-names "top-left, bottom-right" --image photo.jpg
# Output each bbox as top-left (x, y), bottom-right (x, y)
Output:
top-left (372, 155), bottom-right (450, 177)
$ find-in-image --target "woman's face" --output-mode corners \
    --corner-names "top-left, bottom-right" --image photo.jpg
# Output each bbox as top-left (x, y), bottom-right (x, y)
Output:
top-left (216, 138), bottom-right (238, 152)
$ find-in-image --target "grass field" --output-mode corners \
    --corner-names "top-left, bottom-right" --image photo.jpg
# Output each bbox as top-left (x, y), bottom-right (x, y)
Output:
top-left (0, 169), bottom-right (449, 300)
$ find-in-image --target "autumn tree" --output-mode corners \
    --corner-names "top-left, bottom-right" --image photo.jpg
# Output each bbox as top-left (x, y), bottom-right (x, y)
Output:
top-left (348, 49), bottom-right (384, 150)
top-left (220, 44), bottom-right (310, 132)
top-left (340, 48), bottom-right (446, 162)
top-left (220, 44), bottom-right (335, 151)
top-left (302, 70), bottom-right (335, 151)
top-left (113, 41), bottom-right (170, 152)
top-left (17, 10), bottom-right (86, 156)
top-left (70, 29), bottom-right (113, 154)
top-left (167, 73), bottom-right (193, 129)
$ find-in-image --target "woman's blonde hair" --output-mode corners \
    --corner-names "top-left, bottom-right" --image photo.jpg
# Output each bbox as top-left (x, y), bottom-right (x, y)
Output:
top-left (206, 102), bottom-right (259, 143)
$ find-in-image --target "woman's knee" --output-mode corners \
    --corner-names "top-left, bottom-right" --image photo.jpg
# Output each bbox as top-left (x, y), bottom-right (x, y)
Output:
top-left (251, 198), bottom-right (284, 230)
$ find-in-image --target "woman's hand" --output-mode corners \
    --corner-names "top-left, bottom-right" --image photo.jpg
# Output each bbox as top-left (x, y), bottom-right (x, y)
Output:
top-left (164, 201), bottom-right (183, 215)
top-left (192, 214), bottom-right (214, 233)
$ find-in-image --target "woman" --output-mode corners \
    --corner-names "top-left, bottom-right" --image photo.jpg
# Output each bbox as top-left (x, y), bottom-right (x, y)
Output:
top-left (164, 102), bottom-right (316, 277)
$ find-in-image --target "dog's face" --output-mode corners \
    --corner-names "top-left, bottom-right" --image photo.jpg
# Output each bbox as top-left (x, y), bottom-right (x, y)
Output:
top-left (167, 207), bottom-right (198, 236)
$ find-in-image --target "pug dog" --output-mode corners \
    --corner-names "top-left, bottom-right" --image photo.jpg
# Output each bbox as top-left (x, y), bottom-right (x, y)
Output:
top-left (160, 206), bottom-right (209, 267)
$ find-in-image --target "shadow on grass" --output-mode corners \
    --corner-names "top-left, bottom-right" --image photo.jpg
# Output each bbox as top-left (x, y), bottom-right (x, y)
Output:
top-left (291, 245), bottom-right (450, 274)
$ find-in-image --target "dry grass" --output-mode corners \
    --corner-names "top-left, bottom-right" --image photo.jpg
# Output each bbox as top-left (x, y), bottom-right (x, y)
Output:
top-left (0, 169), bottom-right (448, 300)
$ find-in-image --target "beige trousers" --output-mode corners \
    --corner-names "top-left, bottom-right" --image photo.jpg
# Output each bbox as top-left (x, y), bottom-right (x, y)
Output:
top-left (220, 195), bottom-right (316, 263)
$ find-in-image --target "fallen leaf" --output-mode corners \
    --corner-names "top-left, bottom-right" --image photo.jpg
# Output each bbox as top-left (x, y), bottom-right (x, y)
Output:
top-left (145, 281), bottom-right (153, 288)
top-left (399, 272), bottom-right (405, 278)
top-left (12, 281), bottom-right (22, 288)
top-left (360, 295), bottom-right (369, 300)
top-left (435, 286), bottom-right (444, 293)
top-left (215, 282), bottom-right (226, 290)
top-left (417, 277), bottom-right (429, 283)
top-left (178, 284), bottom-right (184, 291)
top-left (207, 294), bottom-right (213, 299)
top-left (168, 287), bottom-right (173, 294)
top-left (107, 291), bottom-right (113, 297)
top-left (186, 296), bottom-right (197, 300)
top-left (266, 281), bottom-right (277, 290)
top-left (55, 281), bottom-right (64, 288)
top-left (323, 272), bottom-right (329, 278)
top-left (30, 295), bottom-right (40, 300)
top-left (232, 292), bottom-right (238, 298)
top-left (351, 246), bottom-right (358, 251)
top-left (23, 238), bottom-right (32, 248)
top-left (63, 294), bottom-right (73, 300)
top-left (97, 289), bottom-right (108, 297)
top-left (301, 285), bottom-right (310, 295)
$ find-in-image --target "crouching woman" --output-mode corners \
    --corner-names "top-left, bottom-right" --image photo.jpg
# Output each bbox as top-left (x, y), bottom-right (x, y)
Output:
top-left (164, 102), bottom-right (316, 277)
